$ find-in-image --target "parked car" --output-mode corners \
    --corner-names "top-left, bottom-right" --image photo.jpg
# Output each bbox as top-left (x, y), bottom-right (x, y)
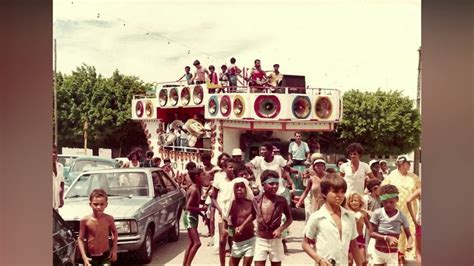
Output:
top-left (63, 156), bottom-right (119, 186)
top-left (58, 154), bottom-right (82, 168)
top-left (53, 209), bottom-right (77, 266)
top-left (59, 168), bottom-right (185, 264)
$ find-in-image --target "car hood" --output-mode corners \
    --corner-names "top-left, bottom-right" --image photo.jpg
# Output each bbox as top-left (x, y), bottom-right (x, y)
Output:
top-left (59, 197), bottom-right (151, 221)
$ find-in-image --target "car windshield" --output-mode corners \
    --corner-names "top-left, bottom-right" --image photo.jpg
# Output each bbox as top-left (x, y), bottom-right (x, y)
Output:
top-left (65, 172), bottom-right (149, 198)
top-left (58, 156), bottom-right (77, 167)
top-left (71, 160), bottom-right (115, 172)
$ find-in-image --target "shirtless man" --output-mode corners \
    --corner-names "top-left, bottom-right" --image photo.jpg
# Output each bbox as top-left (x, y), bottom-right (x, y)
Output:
top-left (200, 153), bottom-right (221, 237)
top-left (190, 59), bottom-right (210, 84)
top-left (183, 168), bottom-right (208, 266)
top-left (223, 177), bottom-right (257, 266)
top-left (78, 189), bottom-right (118, 266)
top-left (253, 170), bottom-right (293, 266)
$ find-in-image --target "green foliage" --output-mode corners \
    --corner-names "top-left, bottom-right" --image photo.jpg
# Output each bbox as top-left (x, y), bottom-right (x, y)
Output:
top-left (335, 89), bottom-right (421, 155)
top-left (56, 64), bottom-right (151, 155)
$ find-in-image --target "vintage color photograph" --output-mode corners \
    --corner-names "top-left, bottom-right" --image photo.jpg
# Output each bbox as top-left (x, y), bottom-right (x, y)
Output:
top-left (52, 1), bottom-right (422, 265)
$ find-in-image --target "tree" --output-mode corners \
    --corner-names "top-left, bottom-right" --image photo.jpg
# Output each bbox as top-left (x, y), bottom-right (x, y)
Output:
top-left (334, 89), bottom-right (421, 155)
top-left (56, 64), bottom-right (151, 156)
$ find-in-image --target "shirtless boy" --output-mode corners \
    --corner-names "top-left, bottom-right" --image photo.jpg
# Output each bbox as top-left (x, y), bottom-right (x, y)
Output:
top-left (183, 168), bottom-right (208, 266)
top-left (223, 177), bottom-right (256, 266)
top-left (78, 189), bottom-right (118, 266)
top-left (253, 170), bottom-right (293, 266)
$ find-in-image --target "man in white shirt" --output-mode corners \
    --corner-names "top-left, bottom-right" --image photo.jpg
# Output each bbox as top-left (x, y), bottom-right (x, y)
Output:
top-left (339, 143), bottom-right (375, 197)
top-left (288, 132), bottom-right (310, 167)
top-left (302, 174), bottom-right (363, 265)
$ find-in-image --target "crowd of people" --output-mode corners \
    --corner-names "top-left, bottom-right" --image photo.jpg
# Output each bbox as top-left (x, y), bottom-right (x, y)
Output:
top-left (177, 58), bottom-right (284, 93)
top-left (173, 133), bottom-right (421, 266)
top-left (52, 131), bottom-right (422, 266)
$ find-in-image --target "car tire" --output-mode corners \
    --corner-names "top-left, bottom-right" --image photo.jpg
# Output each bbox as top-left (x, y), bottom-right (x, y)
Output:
top-left (167, 218), bottom-right (180, 242)
top-left (136, 227), bottom-right (153, 264)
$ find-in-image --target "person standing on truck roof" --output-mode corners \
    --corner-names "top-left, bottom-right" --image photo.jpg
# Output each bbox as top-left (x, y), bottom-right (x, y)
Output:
top-left (177, 65), bottom-right (194, 85)
top-left (190, 59), bottom-right (210, 85)
top-left (267, 63), bottom-right (283, 93)
top-left (288, 132), bottom-right (311, 167)
top-left (227, 57), bottom-right (242, 93)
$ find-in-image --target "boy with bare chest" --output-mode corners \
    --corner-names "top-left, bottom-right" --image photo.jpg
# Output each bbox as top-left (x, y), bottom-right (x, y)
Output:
top-left (253, 170), bottom-right (293, 266)
top-left (78, 189), bottom-right (118, 266)
top-left (223, 177), bottom-right (256, 266)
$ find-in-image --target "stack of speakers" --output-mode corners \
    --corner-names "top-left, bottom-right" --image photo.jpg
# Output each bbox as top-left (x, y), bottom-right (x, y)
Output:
top-left (132, 99), bottom-right (156, 119)
top-left (204, 93), bottom-right (341, 121)
top-left (157, 85), bottom-right (205, 108)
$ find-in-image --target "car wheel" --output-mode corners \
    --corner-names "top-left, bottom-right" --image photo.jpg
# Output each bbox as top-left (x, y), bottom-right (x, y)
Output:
top-left (136, 227), bottom-right (153, 264)
top-left (167, 218), bottom-right (180, 242)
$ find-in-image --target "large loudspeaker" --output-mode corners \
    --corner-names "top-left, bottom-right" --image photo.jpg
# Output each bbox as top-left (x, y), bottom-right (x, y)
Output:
top-left (292, 96), bottom-right (311, 119)
top-left (233, 95), bottom-right (246, 118)
top-left (135, 100), bottom-right (144, 118)
top-left (254, 95), bottom-right (281, 118)
top-left (192, 85), bottom-right (204, 105)
top-left (169, 88), bottom-right (179, 106)
top-left (158, 89), bottom-right (168, 107)
top-left (207, 95), bottom-right (219, 117)
top-left (145, 100), bottom-right (154, 118)
top-left (314, 96), bottom-right (333, 119)
top-left (180, 87), bottom-right (191, 106)
top-left (220, 95), bottom-right (231, 117)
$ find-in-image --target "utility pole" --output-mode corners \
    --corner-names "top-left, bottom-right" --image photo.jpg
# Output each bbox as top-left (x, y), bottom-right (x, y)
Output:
top-left (414, 46), bottom-right (421, 175)
top-left (53, 39), bottom-right (58, 146)
top-left (84, 120), bottom-right (88, 155)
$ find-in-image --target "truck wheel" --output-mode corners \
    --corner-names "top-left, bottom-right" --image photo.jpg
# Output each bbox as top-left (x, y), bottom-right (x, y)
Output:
top-left (136, 227), bottom-right (153, 263)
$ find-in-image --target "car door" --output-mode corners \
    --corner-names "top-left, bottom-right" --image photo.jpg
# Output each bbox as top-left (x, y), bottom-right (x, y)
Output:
top-left (157, 171), bottom-right (183, 227)
top-left (149, 170), bottom-right (169, 238)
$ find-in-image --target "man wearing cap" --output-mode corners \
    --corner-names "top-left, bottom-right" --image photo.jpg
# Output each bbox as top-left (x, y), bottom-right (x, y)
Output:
top-left (369, 159), bottom-right (384, 181)
top-left (382, 155), bottom-right (421, 263)
top-left (288, 132), bottom-right (310, 167)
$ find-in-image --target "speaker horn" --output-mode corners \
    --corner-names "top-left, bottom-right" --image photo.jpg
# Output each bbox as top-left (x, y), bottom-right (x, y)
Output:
top-left (208, 95), bottom-right (219, 116)
top-left (193, 85), bottom-right (204, 105)
top-left (145, 101), bottom-right (153, 117)
top-left (254, 95), bottom-right (281, 118)
top-left (292, 96), bottom-right (311, 119)
top-left (135, 101), bottom-right (144, 117)
top-left (159, 89), bottom-right (167, 106)
top-left (315, 96), bottom-right (333, 119)
top-left (233, 95), bottom-right (245, 117)
top-left (220, 96), bottom-right (231, 117)
top-left (181, 87), bottom-right (191, 106)
top-left (169, 88), bottom-right (179, 106)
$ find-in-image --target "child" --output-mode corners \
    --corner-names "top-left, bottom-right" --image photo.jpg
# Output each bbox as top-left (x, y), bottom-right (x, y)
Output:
top-left (77, 189), bottom-right (118, 266)
top-left (302, 174), bottom-right (363, 266)
top-left (253, 170), bottom-right (293, 266)
top-left (183, 168), bottom-right (209, 266)
top-left (208, 65), bottom-right (220, 93)
top-left (363, 179), bottom-right (382, 263)
top-left (347, 192), bottom-right (371, 265)
top-left (211, 159), bottom-right (236, 266)
top-left (369, 184), bottom-right (413, 266)
top-left (176, 66), bottom-right (194, 85)
top-left (223, 177), bottom-right (256, 266)
top-left (406, 188), bottom-right (421, 266)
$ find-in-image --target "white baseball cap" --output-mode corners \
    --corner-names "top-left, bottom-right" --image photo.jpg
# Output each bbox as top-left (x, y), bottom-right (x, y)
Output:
top-left (369, 159), bottom-right (380, 167)
top-left (313, 159), bottom-right (326, 165)
top-left (232, 148), bottom-right (243, 156)
top-left (396, 155), bottom-right (413, 164)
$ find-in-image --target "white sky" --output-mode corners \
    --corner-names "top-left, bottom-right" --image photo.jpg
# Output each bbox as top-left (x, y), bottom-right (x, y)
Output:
top-left (53, 0), bottom-right (421, 99)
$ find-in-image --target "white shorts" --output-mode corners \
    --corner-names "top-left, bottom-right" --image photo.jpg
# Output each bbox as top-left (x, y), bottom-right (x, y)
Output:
top-left (232, 237), bottom-right (256, 258)
top-left (253, 237), bottom-right (284, 262)
top-left (372, 249), bottom-right (398, 265)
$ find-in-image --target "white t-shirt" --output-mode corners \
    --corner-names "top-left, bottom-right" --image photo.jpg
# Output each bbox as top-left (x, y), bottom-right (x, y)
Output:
top-left (250, 155), bottom-right (287, 193)
top-left (213, 172), bottom-right (233, 208)
top-left (340, 161), bottom-right (371, 197)
top-left (53, 163), bottom-right (65, 210)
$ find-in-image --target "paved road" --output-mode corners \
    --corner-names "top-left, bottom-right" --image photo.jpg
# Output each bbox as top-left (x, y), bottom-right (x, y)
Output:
top-left (116, 208), bottom-right (416, 265)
